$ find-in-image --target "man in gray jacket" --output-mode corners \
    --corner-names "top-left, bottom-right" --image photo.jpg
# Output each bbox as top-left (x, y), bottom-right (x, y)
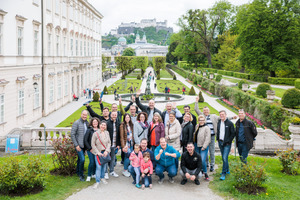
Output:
top-left (195, 97), bottom-right (236, 172)
top-left (71, 110), bottom-right (89, 181)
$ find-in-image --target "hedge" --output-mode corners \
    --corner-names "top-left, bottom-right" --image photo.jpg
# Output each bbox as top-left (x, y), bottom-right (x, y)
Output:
top-left (217, 70), bottom-right (234, 76)
top-left (249, 74), bottom-right (268, 82)
top-left (295, 79), bottom-right (300, 89)
top-left (233, 72), bottom-right (250, 80)
top-left (203, 68), bottom-right (218, 73)
top-left (268, 77), bottom-right (297, 86)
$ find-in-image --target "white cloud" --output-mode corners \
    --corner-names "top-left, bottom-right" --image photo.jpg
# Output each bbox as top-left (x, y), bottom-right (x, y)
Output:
top-left (88, 0), bottom-right (251, 35)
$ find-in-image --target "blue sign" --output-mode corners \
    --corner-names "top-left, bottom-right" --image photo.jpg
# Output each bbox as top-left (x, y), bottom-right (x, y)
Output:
top-left (5, 135), bottom-right (20, 153)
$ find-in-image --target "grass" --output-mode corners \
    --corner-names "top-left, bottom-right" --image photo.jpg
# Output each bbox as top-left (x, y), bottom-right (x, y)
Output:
top-left (0, 154), bottom-right (94, 200)
top-left (107, 79), bottom-right (142, 94)
top-left (210, 155), bottom-right (300, 200)
top-left (125, 69), bottom-right (142, 78)
top-left (156, 80), bottom-right (191, 95)
top-left (56, 101), bottom-right (112, 127)
top-left (216, 99), bottom-right (239, 115)
top-left (252, 87), bottom-right (287, 98)
top-left (176, 102), bottom-right (219, 116)
top-left (220, 76), bottom-right (254, 85)
top-left (160, 69), bottom-right (173, 78)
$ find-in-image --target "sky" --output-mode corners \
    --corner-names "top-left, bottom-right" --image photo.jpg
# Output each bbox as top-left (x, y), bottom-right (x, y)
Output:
top-left (88, 0), bottom-right (251, 35)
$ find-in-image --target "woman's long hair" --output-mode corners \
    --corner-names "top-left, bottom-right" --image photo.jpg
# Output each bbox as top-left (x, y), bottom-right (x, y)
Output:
top-left (123, 113), bottom-right (133, 131)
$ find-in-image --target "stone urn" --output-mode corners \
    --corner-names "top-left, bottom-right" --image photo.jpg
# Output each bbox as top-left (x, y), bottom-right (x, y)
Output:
top-left (197, 71), bottom-right (201, 75)
top-left (242, 84), bottom-right (249, 92)
top-left (266, 90), bottom-right (275, 101)
top-left (289, 123), bottom-right (300, 150)
top-left (210, 74), bottom-right (214, 79)
top-left (203, 72), bottom-right (207, 77)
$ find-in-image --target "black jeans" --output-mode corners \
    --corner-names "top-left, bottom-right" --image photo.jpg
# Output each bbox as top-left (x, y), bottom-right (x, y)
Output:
top-left (142, 173), bottom-right (152, 185)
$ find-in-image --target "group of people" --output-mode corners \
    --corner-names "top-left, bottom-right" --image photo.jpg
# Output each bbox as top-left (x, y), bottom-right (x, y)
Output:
top-left (71, 90), bottom-right (257, 189)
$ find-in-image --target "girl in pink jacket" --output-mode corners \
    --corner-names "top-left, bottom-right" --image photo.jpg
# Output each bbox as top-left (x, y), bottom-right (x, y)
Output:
top-left (140, 152), bottom-right (153, 189)
top-left (129, 144), bottom-right (143, 188)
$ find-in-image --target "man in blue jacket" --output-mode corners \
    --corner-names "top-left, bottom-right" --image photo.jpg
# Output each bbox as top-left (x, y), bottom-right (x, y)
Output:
top-left (155, 137), bottom-right (181, 184)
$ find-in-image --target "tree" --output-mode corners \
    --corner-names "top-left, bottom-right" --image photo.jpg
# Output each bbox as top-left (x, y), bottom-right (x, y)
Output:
top-left (236, 0), bottom-right (300, 77)
top-left (178, 1), bottom-right (234, 68)
top-left (115, 56), bottom-right (134, 79)
top-left (135, 56), bottom-right (148, 76)
top-left (166, 41), bottom-right (179, 64)
top-left (122, 47), bottom-right (135, 56)
top-left (101, 55), bottom-right (111, 72)
top-left (153, 56), bottom-right (166, 78)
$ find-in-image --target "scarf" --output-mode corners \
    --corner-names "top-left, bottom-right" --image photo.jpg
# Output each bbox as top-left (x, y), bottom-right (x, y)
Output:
top-left (139, 121), bottom-right (149, 130)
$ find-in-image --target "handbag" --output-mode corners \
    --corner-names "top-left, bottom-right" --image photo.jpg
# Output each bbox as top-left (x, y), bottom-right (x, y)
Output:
top-left (96, 132), bottom-right (111, 165)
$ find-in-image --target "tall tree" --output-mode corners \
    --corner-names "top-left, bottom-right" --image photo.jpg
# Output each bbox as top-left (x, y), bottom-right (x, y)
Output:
top-left (115, 56), bottom-right (134, 79)
top-left (122, 47), bottom-right (136, 56)
top-left (101, 55), bottom-right (111, 74)
top-left (236, 0), bottom-right (300, 77)
top-left (178, 1), bottom-right (234, 68)
top-left (135, 56), bottom-right (148, 76)
top-left (153, 56), bottom-right (166, 79)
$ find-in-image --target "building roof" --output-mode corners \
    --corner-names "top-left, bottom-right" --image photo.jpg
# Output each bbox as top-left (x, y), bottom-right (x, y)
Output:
top-left (118, 37), bottom-right (126, 42)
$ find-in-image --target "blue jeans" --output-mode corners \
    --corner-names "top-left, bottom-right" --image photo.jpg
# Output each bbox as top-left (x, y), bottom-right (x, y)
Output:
top-left (195, 144), bottom-right (209, 173)
top-left (134, 167), bottom-right (141, 184)
top-left (237, 142), bottom-right (249, 164)
top-left (218, 141), bottom-right (231, 175)
top-left (206, 135), bottom-right (216, 168)
top-left (155, 163), bottom-right (177, 180)
top-left (128, 165), bottom-right (150, 186)
top-left (107, 147), bottom-right (117, 173)
top-left (95, 155), bottom-right (107, 183)
top-left (123, 147), bottom-right (133, 170)
top-left (87, 151), bottom-right (96, 176)
top-left (76, 148), bottom-right (85, 177)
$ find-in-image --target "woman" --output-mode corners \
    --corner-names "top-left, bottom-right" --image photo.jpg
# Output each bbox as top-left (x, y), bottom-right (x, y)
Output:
top-left (120, 113), bottom-right (134, 177)
top-left (181, 112), bottom-right (194, 153)
top-left (148, 112), bottom-right (165, 152)
top-left (91, 121), bottom-right (111, 189)
top-left (133, 112), bottom-right (149, 145)
top-left (165, 111), bottom-right (182, 169)
top-left (84, 117), bottom-right (100, 182)
top-left (194, 115), bottom-right (211, 180)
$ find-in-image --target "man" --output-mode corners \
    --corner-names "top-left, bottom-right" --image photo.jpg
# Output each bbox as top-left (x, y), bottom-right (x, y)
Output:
top-left (235, 109), bottom-right (257, 163)
top-left (71, 110), bottom-right (89, 181)
top-left (128, 138), bottom-right (155, 186)
top-left (216, 110), bottom-right (235, 180)
top-left (106, 111), bottom-right (121, 179)
top-left (119, 96), bottom-right (140, 123)
top-left (180, 143), bottom-right (202, 185)
top-left (86, 103), bottom-right (110, 122)
top-left (161, 102), bottom-right (182, 126)
top-left (100, 99), bottom-right (122, 122)
top-left (195, 97), bottom-right (237, 172)
top-left (179, 105), bottom-right (197, 130)
top-left (135, 89), bottom-right (161, 123)
top-left (155, 137), bottom-right (181, 184)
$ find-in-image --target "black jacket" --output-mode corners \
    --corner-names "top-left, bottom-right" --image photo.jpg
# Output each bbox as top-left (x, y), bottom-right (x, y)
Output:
top-left (136, 97), bottom-right (161, 116)
top-left (124, 101), bottom-right (140, 114)
top-left (235, 118), bottom-right (257, 150)
top-left (216, 118), bottom-right (235, 145)
top-left (181, 122), bottom-right (194, 147)
top-left (86, 105), bottom-right (110, 121)
top-left (100, 102), bottom-right (122, 122)
top-left (180, 151), bottom-right (202, 176)
top-left (179, 113), bottom-right (197, 131)
top-left (106, 118), bottom-right (121, 147)
top-left (84, 127), bottom-right (96, 151)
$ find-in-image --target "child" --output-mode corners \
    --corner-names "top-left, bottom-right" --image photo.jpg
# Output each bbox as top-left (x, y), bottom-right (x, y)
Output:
top-left (129, 144), bottom-right (143, 188)
top-left (140, 152), bottom-right (153, 189)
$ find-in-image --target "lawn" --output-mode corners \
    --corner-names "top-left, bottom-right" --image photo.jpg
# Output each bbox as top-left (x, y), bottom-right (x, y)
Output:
top-left (252, 87), bottom-right (287, 98)
top-left (156, 80), bottom-right (191, 95)
top-left (220, 76), bottom-right (254, 85)
top-left (210, 155), bottom-right (300, 200)
top-left (0, 154), bottom-right (94, 200)
top-left (160, 69), bottom-right (173, 78)
top-left (125, 69), bottom-right (142, 78)
top-left (56, 101), bottom-right (112, 127)
top-left (107, 79), bottom-right (142, 94)
top-left (216, 99), bottom-right (239, 115)
top-left (177, 102), bottom-right (219, 116)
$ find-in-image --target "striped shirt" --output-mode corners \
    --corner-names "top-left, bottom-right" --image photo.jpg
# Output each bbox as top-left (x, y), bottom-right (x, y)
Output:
top-left (206, 115), bottom-right (215, 135)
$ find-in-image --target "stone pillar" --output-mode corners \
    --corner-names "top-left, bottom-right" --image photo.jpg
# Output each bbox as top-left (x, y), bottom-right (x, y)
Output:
top-left (289, 124), bottom-right (300, 150)
top-left (22, 125), bottom-right (32, 147)
top-left (254, 128), bottom-right (265, 150)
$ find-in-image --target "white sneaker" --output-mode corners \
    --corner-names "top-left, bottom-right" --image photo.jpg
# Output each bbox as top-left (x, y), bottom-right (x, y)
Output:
top-left (91, 175), bottom-right (96, 179)
top-left (169, 177), bottom-right (174, 184)
top-left (93, 182), bottom-right (100, 189)
top-left (122, 170), bottom-right (131, 177)
top-left (158, 177), bottom-right (164, 184)
top-left (104, 173), bottom-right (109, 180)
top-left (86, 176), bottom-right (91, 182)
top-left (101, 179), bottom-right (108, 184)
top-left (110, 171), bottom-right (119, 177)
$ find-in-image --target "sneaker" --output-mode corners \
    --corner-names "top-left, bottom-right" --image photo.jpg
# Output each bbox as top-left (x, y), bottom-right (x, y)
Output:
top-left (141, 184), bottom-right (145, 190)
top-left (169, 177), bottom-right (174, 184)
top-left (93, 182), bottom-right (100, 189)
top-left (149, 184), bottom-right (152, 189)
top-left (132, 181), bottom-right (136, 185)
top-left (210, 166), bottom-right (214, 172)
top-left (181, 179), bottom-right (187, 185)
top-left (204, 173), bottom-right (209, 181)
top-left (104, 173), bottom-right (109, 180)
top-left (220, 171), bottom-right (230, 175)
top-left (79, 176), bottom-right (85, 182)
top-left (158, 177), bottom-right (164, 184)
top-left (91, 174), bottom-right (96, 179)
top-left (101, 179), bottom-right (108, 184)
top-left (110, 171), bottom-right (119, 177)
top-left (86, 176), bottom-right (91, 182)
top-left (135, 184), bottom-right (141, 188)
top-left (122, 170), bottom-right (131, 177)
top-left (220, 174), bottom-right (226, 180)
top-left (194, 179), bottom-right (200, 185)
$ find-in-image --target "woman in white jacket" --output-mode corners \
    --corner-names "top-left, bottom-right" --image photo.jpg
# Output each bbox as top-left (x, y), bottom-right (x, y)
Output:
top-left (133, 112), bottom-right (149, 145)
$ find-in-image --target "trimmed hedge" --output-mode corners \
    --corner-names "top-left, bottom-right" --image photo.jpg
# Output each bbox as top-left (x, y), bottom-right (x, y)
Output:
top-left (215, 74), bottom-right (222, 82)
top-left (238, 79), bottom-right (250, 89)
top-left (268, 77), bottom-right (297, 86)
top-left (295, 79), bottom-right (300, 89)
top-left (281, 89), bottom-right (300, 108)
top-left (249, 74), bottom-right (268, 82)
top-left (234, 72), bottom-right (250, 80)
top-left (217, 70), bottom-right (234, 76)
top-left (203, 68), bottom-right (218, 73)
top-left (256, 83), bottom-right (271, 98)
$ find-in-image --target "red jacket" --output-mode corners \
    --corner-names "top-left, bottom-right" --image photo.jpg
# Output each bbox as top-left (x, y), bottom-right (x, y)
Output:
top-left (140, 159), bottom-right (153, 175)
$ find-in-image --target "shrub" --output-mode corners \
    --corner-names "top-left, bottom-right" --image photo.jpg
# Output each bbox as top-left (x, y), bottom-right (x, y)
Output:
top-left (268, 77), bottom-right (297, 85)
top-left (209, 82), bottom-right (215, 94)
top-left (249, 74), bottom-right (268, 82)
top-left (295, 79), bottom-right (300, 89)
top-left (137, 74), bottom-right (141, 80)
top-left (142, 94), bottom-right (154, 100)
top-left (256, 83), bottom-right (271, 98)
top-left (201, 79), bottom-right (210, 90)
top-left (193, 76), bottom-right (197, 84)
top-left (281, 88), bottom-right (300, 108)
top-left (276, 149), bottom-right (300, 175)
top-left (215, 74), bottom-right (222, 82)
top-left (51, 137), bottom-right (77, 176)
top-left (173, 74), bottom-right (177, 80)
top-left (238, 79), bottom-right (250, 89)
top-left (103, 86), bottom-right (108, 94)
top-left (291, 117), bottom-right (300, 125)
top-left (0, 156), bottom-right (48, 196)
top-left (188, 86), bottom-right (196, 95)
top-left (232, 159), bottom-right (267, 195)
top-left (93, 91), bottom-right (100, 102)
top-left (198, 91), bottom-right (204, 102)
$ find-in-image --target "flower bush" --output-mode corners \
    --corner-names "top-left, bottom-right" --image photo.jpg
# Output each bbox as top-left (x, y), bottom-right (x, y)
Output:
top-left (276, 149), bottom-right (300, 175)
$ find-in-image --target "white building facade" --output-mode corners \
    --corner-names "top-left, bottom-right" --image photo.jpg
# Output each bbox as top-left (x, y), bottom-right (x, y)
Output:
top-left (0, 0), bottom-right (103, 138)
